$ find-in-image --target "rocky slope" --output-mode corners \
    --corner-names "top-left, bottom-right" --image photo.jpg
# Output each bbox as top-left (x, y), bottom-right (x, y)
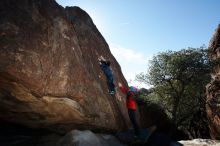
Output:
top-left (206, 24), bottom-right (220, 139)
top-left (0, 0), bottom-right (130, 133)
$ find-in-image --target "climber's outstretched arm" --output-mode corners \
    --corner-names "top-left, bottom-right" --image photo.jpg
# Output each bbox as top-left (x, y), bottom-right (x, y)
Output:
top-left (98, 56), bottom-right (107, 65)
top-left (118, 82), bottom-right (127, 95)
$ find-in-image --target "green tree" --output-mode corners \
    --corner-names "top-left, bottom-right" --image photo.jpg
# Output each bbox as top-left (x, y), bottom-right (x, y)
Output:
top-left (136, 47), bottom-right (210, 128)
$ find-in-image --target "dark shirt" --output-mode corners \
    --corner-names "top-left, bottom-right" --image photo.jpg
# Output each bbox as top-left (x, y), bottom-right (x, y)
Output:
top-left (100, 61), bottom-right (113, 78)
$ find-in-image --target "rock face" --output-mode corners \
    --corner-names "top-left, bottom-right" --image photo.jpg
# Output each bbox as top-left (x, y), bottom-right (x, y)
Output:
top-left (206, 24), bottom-right (220, 139)
top-left (0, 0), bottom-right (130, 133)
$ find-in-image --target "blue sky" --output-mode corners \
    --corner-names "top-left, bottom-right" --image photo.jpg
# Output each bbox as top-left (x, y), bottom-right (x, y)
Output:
top-left (56, 0), bottom-right (220, 88)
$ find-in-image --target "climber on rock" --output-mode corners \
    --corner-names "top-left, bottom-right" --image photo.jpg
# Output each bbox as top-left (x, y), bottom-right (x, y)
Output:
top-left (98, 56), bottom-right (115, 95)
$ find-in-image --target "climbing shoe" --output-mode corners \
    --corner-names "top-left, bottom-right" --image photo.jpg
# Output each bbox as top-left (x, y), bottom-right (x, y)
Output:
top-left (109, 91), bottom-right (115, 95)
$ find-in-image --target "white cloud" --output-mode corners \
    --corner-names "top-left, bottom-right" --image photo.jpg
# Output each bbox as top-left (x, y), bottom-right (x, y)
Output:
top-left (110, 44), bottom-right (152, 88)
top-left (110, 44), bottom-right (148, 64)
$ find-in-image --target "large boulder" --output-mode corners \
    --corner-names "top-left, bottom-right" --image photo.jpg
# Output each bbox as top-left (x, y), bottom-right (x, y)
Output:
top-left (206, 24), bottom-right (220, 139)
top-left (0, 0), bottom-right (130, 133)
top-left (138, 102), bottom-right (171, 132)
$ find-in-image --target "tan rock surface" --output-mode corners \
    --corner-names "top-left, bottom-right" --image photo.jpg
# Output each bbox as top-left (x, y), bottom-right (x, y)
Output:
top-left (0, 0), bottom-right (129, 133)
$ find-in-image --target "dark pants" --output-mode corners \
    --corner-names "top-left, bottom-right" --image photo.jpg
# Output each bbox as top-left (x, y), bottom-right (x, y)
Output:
top-left (128, 109), bottom-right (140, 136)
top-left (107, 76), bottom-right (115, 92)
